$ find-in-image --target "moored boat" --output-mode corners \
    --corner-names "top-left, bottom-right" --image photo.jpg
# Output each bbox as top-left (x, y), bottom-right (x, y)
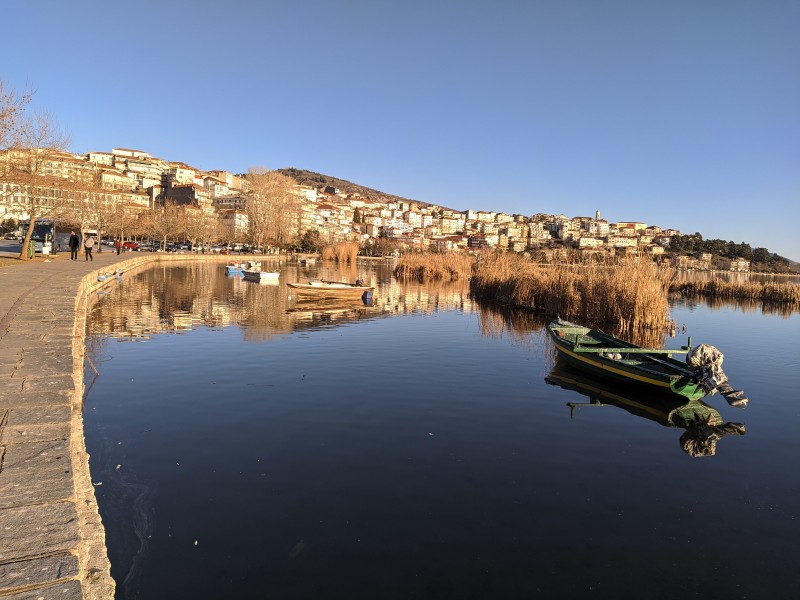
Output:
top-left (243, 269), bottom-right (279, 282)
top-left (287, 279), bottom-right (373, 299)
top-left (546, 318), bottom-right (747, 406)
top-left (225, 262), bottom-right (244, 275)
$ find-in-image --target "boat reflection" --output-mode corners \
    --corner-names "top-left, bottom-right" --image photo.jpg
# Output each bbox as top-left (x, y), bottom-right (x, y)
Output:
top-left (545, 362), bottom-right (745, 457)
top-left (284, 294), bottom-right (382, 328)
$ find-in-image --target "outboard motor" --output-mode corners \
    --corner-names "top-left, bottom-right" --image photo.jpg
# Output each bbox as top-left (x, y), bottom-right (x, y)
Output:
top-left (687, 344), bottom-right (749, 408)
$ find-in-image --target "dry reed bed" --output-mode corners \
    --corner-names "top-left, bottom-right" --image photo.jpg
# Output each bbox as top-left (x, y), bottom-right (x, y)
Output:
top-left (470, 253), bottom-right (672, 333)
top-left (321, 242), bottom-right (360, 264)
top-left (393, 253), bottom-right (474, 281)
top-left (669, 279), bottom-right (800, 304)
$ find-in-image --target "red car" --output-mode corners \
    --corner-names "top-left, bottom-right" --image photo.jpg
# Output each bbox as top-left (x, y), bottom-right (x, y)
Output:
top-left (122, 241), bottom-right (139, 250)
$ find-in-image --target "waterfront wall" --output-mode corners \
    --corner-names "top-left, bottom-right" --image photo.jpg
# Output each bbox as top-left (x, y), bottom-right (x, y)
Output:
top-left (0, 253), bottom-right (242, 599)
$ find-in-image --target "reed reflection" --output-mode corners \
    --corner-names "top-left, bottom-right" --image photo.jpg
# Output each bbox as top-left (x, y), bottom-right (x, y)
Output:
top-left (474, 300), bottom-right (672, 350)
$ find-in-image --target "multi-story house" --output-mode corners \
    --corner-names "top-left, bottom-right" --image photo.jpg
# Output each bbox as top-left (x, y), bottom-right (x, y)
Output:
top-left (727, 258), bottom-right (750, 272)
top-left (607, 235), bottom-right (638, 248)
top-left (578, 236), bottom-right (604, 248)
top-left (99, 168), bottom-right (137, 191)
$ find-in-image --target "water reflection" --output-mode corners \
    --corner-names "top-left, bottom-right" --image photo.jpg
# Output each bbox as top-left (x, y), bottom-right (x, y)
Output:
top-left (672, 294), bottom-right (798, 318)
top-left (672, 270), bottom-right (800, 286)
top-left (473, 301), bottom-right (674, 351)
top-left (82, 260), bottom-right (798, 600)
top-left (88, 260), bottom-right (474, 339)
top-left (545, 362), bottom-right (746, 457)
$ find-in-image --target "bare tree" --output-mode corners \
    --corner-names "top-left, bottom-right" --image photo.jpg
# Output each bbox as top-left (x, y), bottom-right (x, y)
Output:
top-left (2, 107), bottom-right (71, 260)
top-left (183, 206), bottom-right (218, 251)
top-left (244, 168), bottom-right (300, 251)
top-left (107, 204), bottom-right (137, 245)
top-left (57, 173), bottom-right (112, 246)
top-left (149, 201), bottom-right (186, 250)
top-left (0, 81), bottom-right (32, 150)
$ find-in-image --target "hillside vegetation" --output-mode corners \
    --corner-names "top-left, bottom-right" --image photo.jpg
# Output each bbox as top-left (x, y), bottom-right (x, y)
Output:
top-left (278, 168), bottom-right (430, 207)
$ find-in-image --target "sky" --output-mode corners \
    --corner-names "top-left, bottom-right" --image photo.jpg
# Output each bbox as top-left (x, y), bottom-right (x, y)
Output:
top-left (3, 0), bottom-right (798, 260)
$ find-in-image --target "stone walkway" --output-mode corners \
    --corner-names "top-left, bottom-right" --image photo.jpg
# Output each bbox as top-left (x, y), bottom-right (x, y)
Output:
top-left (0, 249), bottom-right (129, 600)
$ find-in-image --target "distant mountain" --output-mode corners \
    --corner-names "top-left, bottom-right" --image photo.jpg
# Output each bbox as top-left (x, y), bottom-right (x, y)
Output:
top-left (278, 168), bottom-right (430, 207)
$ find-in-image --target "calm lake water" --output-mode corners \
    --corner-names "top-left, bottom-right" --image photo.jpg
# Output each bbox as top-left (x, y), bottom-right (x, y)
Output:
top-left (84, 260), bottom-right (800, 600)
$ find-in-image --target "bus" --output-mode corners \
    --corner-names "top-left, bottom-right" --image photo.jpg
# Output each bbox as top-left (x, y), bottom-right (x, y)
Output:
top-left (21, 219), bottom-right (63, 254)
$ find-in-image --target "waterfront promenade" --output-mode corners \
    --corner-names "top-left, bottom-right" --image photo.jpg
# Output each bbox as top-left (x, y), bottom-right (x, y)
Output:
top-left (0, 248), bottom-right (128, 599)
top-left (0, 249), bottom-right (238, 599)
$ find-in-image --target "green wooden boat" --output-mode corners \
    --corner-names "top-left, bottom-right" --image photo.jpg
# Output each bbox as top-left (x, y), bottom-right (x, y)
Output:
top-left (547, 318), bottom-right (706, 400)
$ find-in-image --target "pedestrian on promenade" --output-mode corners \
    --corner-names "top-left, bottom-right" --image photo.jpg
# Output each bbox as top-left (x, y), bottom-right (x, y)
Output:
top-left (115, 238), bottom-right (121, 255)
top-left (68, 231), bottom-right (80, 260)
top-left (84, 234), bottom-right (96, 261)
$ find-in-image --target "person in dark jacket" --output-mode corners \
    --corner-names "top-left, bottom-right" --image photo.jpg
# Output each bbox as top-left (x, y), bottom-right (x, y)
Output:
top-left (68, 231), bottom-right (80, 260)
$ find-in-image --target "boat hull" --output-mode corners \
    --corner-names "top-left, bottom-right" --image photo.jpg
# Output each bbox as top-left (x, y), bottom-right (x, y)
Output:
top-left (243, 270), bottom-right (279, 282)
top-left (548, 319), bottom-right (705, 401)
top-left (287, 281), bottom-right (373, 299)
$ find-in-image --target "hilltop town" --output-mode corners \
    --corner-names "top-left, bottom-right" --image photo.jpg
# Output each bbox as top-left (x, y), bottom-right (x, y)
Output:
top-left (0, 146), bottom-right (781, 272)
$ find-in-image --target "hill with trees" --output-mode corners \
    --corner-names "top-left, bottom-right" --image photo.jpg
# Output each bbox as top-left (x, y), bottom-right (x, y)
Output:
top-left (666, 234), bottom-right (794, 273)
top-left (278, 167), bottom-right (432, 207)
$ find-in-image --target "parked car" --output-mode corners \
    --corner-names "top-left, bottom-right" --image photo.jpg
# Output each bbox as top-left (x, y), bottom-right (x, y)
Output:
top-left (122, 241), bottom-right (139, 250)
top-left (3, 232), bottom-right (20, 240)
top-left (137, 242), bottom-right (155, 252)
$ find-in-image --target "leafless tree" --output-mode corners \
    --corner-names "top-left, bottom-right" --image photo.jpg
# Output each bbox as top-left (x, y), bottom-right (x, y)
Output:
top-left (244, 168), bottom-right (300, 251)
top-left (183, 207), bottom-right (219, 251)
top-left (1, 107), bottom-right (71, 259)
top-left (0, 80), bottom-right (32, 149)
top-left (149, 201), bottom-right (186, 250)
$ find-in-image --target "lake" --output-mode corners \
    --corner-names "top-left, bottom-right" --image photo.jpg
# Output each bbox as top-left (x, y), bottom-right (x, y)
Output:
top-left (84, 260), bottom-right (800, 599)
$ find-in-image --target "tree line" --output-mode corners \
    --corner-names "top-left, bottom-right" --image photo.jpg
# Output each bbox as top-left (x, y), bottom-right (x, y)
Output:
top-left (668, 233), bottom-right (791, 271)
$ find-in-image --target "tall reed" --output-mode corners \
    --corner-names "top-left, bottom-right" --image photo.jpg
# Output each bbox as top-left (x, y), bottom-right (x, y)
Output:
top-left (394, 253), bottom-right (474, 281)
top-left (670, 279), bottom-right (800, 304)
top-left (321, 242), bottom-right (360, 264)
top-left (470, 253), bottom-right (671, 333)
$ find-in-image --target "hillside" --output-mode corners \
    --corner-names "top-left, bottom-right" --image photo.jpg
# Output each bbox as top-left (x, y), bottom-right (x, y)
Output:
top-left (278, 168), bottom-right (431, 207)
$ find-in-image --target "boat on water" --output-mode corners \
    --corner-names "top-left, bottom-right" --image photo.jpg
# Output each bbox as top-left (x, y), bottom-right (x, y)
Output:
top-left (545, 362), bottom-right (746, 457)
top-left (243, 269), bottom-right (279, 283)
top-left (287, 279), bottom-right (374, 299)
top-left (546, 318), bottom-right (748, 406)
top-left (225, 262), bottom-right (244, 275)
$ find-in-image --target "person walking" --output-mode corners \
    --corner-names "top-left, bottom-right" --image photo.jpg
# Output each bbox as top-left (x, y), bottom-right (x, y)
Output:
top-left (115, 238), bottom-right (121, 255)
top-left (84, 233), bottom-right (96, 261)
top-left (68, 230), bottom-right (80, 260)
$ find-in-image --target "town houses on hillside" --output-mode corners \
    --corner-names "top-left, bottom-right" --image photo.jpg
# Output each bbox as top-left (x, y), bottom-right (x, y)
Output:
top-left (0, 147), bottom-right (748, 271)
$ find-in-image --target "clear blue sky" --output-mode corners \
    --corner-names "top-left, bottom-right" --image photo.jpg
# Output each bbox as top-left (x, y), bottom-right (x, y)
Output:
top-left (3, 0), bottom-right (799, 260)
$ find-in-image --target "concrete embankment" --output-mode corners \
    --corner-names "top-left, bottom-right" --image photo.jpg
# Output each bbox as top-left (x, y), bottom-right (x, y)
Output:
top-left (0, 252), bottom-right (237, 599)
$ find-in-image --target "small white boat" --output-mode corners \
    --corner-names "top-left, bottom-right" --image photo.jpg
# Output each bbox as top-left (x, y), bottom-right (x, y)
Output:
top-left (243, 269), bottom-right (280, 283)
